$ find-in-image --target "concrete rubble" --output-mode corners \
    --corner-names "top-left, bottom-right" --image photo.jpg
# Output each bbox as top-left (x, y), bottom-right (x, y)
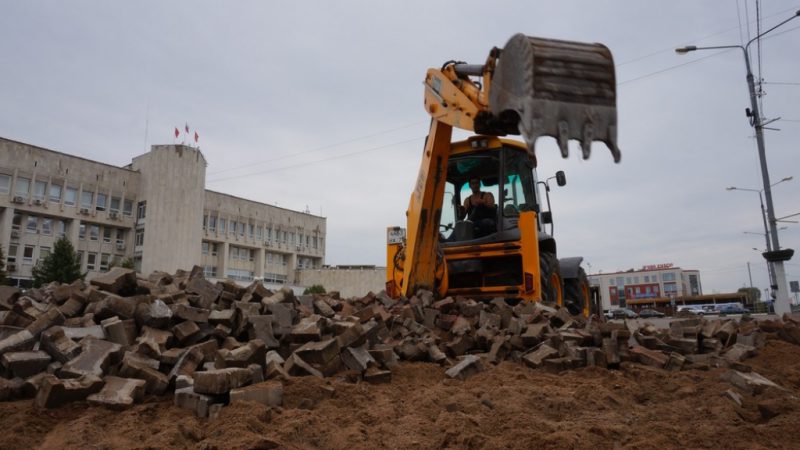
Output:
top-left (1, 265), bottom-right (799, 419)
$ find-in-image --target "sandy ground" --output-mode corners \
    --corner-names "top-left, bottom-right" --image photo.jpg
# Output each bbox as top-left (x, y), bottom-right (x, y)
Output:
top-left (1, 339), bottom-right (799, 450)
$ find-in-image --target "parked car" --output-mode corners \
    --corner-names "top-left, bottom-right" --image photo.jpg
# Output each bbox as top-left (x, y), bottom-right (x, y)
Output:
top-left (677, 306), bottom-right (705, 316)
top-left (638, 308), bottom-right (665, 318)
top-left (718, 304), bottom-right (750, 315)
top-left (609, 308), bottom-right (638, 319)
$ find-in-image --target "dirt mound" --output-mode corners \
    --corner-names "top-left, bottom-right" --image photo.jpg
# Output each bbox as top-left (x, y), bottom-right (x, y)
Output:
top-left (2, 339), bottom-right (799, 450)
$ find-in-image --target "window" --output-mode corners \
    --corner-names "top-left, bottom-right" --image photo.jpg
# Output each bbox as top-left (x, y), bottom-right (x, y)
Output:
top-left (116, 229), bottom-right (125, 244)
top-left (137, 202), bottom-right (146, 221)
top-left (76, 251), bottom-right (84, 268)
top-left (616, 276), bottom-right (624, 287)
top-left (89, 225), bottom-right (99, 241)
top-left (49, 184), bottom-right (62, 203)
top-left (79, 223), bottom-right (86, 240)
top-left (249, 249), bottom-right (255, 262)
top-left (86, 253), bottom-right (97, 271)
top-left (662, 273), bottom-right (676, 282)
top-left (266, 227), bottom-right (272, 242)
top-left (256, 226), bottom-right (262, 240)
top-left (81, 191), bottom-right (94, 209)
top-left (11, 213), bottom-right (21, 231)
top-left (209, 216), bottom-right (217, 232)
top-left (65, 187), bottom-right (78, 206)
top-left (100, 253), bottom-right (110, 271)
top-left (7, 244), bottom-right (18, 263)
top-left (94, 191), bottom-right (105, 210)
top-left (54, 220), bottom-right (66, 237)
top-left (34, 180), bottom-right (46, 201)
top-left (289, 232), bottom-right (295, 245)
top-left (42, 218), bottom-right (52, 235)
top-left (0, 173), bottom-right (10, 194)
top-left (229, 247), bottom-right (238, 260)
top-left (644, 276), bottom-right (649, 283)
top-left (26, 216), bottom-right (38, 233)
top-left (39, 246), bottom-right (51, 262)
top-left (203, 265), bottom-right (217, 278)
top-left (238, 222), bottom-right (245, 237)
top-left (15, 177), bottom-right (30, 197)
top-left (135, 230), bottom-right (144, 246)
top-left (210, 243), bottom-right (218, 256)
top-left (248, 224), bottom-right (254, 239)
top-left (110, 197), bottom-right (121, 213)
top-left (123, 199), bottom-right (133, 216)
top-left (313, 236), bottom-right (318, 249)
top-left (103, 227), bottom-right (112, 243)
top-left (202, 242), bottom-right (209, 255)
top-left (202, 215), bottom-right (208, 230)
top-left (219, 219), bottom-right (226, 234)
top-left (230, 221), bottom-right (237, 236)
top-left (23, 245), bottom-right (35, 265)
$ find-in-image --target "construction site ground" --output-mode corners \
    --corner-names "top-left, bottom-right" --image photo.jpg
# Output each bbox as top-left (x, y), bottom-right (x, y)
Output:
top-left (2, 337), bottom-right (799, 450)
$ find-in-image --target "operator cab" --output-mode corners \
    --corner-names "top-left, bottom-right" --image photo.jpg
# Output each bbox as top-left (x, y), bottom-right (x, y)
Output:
top-left (439, 137), bottom-right (542, 246)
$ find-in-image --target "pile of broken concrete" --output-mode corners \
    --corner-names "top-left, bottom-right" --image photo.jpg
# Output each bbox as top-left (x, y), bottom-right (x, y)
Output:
top-left (0, 266), bottom-right (798, 418)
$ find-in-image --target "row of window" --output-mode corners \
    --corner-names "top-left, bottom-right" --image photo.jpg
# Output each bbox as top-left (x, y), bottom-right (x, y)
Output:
top-left (1, 173), bottom-right (134, 214)
top-left (76, 251), bottom-right (117, 272)
top-left (11, 213), bottom-right (67, 236)
top-left (6, 243), bottom-right (49, 266)
top-left (202, 242), bottom-right (320, 268)
top-left (226, 268), bottom-right (254, 282)
top-left (608, 272), bottom-right (679, 287)
top-left (202, 214), bottom-right (323, 250)
top-left (77, 223), bottom-right (127, 247)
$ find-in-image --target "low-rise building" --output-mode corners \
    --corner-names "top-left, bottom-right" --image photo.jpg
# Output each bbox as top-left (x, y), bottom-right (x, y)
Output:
top-left (588, 263), bottom-right (702, 310)
top-left (0, 137), bottom-right (325, 286)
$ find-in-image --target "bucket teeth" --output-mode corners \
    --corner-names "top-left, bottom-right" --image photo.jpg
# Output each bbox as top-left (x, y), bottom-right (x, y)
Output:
top-left (557, 121), bottom-right (570, 158)
top-left (580, 123), bottom-right (593, 160)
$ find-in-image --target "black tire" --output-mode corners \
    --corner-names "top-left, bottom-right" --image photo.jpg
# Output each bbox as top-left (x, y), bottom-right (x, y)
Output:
top-left (539, 252), bottom-right (562, 306)
top-left (564, 267), bottom-right (590, 316)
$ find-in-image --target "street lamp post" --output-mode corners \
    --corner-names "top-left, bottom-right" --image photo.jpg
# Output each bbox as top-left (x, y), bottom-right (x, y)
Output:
top-left (677, 10), bottom-right (800, 315)
top-left (728, 176), bottom-right (793, 298)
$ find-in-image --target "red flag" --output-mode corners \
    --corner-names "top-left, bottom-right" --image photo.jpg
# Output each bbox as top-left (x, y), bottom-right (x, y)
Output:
top-left (174, 127), bottom-right (179, 138)
top-left (194, 131), bottom-right (199, 143)
top-left (185, 123), bottom-right (190, 134)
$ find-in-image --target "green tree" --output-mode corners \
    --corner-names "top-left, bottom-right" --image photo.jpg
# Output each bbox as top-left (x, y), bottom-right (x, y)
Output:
top-left (303, 284), bottom-right (326, 295)
top-left (737, 287), bottom-right (761, 304)
top-left (120, 257), bottom-right (135, 270)
top-left (32, 237), bottom-right (83, 287)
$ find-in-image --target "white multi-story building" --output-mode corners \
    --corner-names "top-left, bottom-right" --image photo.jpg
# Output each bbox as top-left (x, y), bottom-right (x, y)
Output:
top-left (588, 263), bottom-right (702, 310)
top-left (0, 137), bottom-right (326, 287)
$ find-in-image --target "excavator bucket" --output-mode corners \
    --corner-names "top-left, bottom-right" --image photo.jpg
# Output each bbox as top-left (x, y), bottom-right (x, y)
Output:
top-left (489, 34), bottom-right (620, 162)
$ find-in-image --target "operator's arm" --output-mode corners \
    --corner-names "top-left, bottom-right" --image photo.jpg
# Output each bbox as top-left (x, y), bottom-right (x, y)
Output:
top-left (484, 192), bottom-right (495, 208)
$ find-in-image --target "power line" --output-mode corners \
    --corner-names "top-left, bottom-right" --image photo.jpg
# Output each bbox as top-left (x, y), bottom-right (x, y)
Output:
top-left (206, 136), bottom-right (424, 183)
top-left (207, 120), bottom-right (425, 176)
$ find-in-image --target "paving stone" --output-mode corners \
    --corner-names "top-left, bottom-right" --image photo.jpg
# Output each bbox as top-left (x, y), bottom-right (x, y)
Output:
top-left (247, 316), bottom-right (280, 348)
top-left (87, 376), bottom-right (146, 410)
top-left (60, 337), bottom-right (123, 378)
top-left (101, 317), bottom-right (138, 347)
top-left (230, 380), bottom-right (283, 407)
top-left (168, 347), bottom-right (205, 381)
top-left (173, 321), bottom-right (201, 345)
top-left (445, 355), bottom-right (484, 380)
top-left (222, 339), bottom-right (267, 368)
top-left (2, 351), bottom-right (51, 378)
top-left (341, 345), bottom-right (376, 372)
top-left (630, 346), bottom-right (668, 369)
top-left (89, 267), bottom-right (137, 295)
top-left (0, 330), bottom-right (36, 355)
top-left (194, 367), bottom-right (252, 395)
top-left (722, 370), bottom-right (783, 395)
top-left (25, 307), bottom-right (65, 337)
top-left (35, 374), bottom-right (104, 408)
top-left (62, 325), bottom-right (106, 341)
top-left (175, 386), bottom-right (217, 418)
top-left (171, 304), bottom-right (211, 323)
top-left (723, 343), bottom-right (757, 363)
top-left (284, 353), bottom-right (324, 378)
top-left (295, 338), bottom-right (340, 367)
top-left (135, 299), bottom-right (172, 328)
top-left (41, 327), bottom-right (81, 364)
top-left (118, 352), bottom-right (169, 395)
top-left (522, 344), bottom-right (559, 369)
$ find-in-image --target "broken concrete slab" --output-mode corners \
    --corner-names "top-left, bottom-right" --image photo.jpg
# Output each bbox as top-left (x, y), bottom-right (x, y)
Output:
top-left (722, 370), bottom-right (783, 395)
top-left (445, 355), bottom-right (484, 380)
top-left (60, 337), bottom-right (123, 379)
top-left (1, 351), bottom-right (51, 378)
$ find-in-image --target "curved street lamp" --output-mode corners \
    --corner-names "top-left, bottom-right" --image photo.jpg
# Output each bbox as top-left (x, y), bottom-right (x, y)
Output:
top-left (678, 10), bottom-right (800, 314)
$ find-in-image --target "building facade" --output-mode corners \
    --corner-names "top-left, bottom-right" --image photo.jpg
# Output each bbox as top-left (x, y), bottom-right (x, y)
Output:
top-left (0, 137), bottom-right (325, 286)
top-left (588, 263), bottom-right (702, 311)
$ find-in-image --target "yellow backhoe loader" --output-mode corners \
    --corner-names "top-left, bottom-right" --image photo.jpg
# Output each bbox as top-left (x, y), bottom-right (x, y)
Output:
top-left (386, 34), bottom-right (620, 316)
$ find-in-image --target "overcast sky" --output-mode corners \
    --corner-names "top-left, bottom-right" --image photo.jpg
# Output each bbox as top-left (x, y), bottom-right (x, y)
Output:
top-left (1, 1), bottom-right (799, 296)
